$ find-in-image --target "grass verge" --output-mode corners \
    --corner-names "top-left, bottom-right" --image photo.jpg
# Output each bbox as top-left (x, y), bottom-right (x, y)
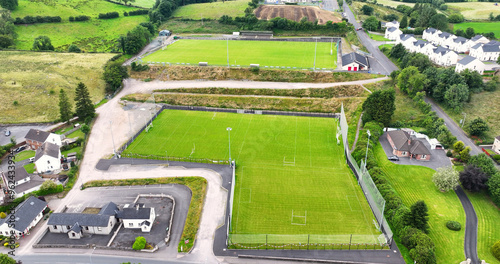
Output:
top-left (14, 150), bottom-right (35, 162)
top-left (83, 177), bottom-right (208, 253)
top-left (23, 163), bottom-right (35, 174)
top-left (368, 33), bottom-right (389, 41)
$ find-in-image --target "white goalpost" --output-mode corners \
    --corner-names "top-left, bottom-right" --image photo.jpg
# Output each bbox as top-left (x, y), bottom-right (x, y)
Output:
top-left (189, 143), bottom-right (196, 157)
top-left (283, 156), bottom-right (296, 166)
top-left (291, 210), bottom-right (307, 225)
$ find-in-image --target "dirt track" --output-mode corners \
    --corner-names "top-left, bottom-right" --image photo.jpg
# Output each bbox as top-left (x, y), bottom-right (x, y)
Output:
top-left (254, 5), bottom-right (341, 24)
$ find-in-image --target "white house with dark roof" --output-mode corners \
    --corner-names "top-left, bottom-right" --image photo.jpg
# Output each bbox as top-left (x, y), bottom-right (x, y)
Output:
top-left (24, 129), bottom-right (62, 150)
top-left (423, 28), bottom-right (442, 44)
top-left (341, 52), bottom-right (369, 71)
top-left (34, 142), bottom-right (61, 173)
top-left (1, 167), bottom-right (45, 199)
top-left (431, 46), bottom-right (458, 66)
top-left (470, 35), bottom-right (490, 46)
top-left (421, 42), bottom-right (437, 56)
top-left (455, 56), bottom-right (485, 75)
top-left (0, 196), bottom-right (47, 239)
top-left (385, 27), bottom-right (402, 40)
top-left (449, 36), bottom-right (472, 53)
top-left (382, 20), bottom-right (399, 29)
top-left (469, 43), bottom-right (500, 61)
top-left (436, 32), bottom-right (456, 47)
top-left (117, 204), bottom-right (156, 232)
top-left (493, 136), bottom-right (500, 154)
top-left (48, 202), bottom-right (118, 239)
top-left (409, 39), bottom-right (428, 53)
top-left (397, 34), bottom-right (417, 49)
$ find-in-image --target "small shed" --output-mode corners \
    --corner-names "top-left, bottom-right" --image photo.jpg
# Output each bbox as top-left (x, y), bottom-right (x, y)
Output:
top-left (159, 30), bottom-right (171, 37)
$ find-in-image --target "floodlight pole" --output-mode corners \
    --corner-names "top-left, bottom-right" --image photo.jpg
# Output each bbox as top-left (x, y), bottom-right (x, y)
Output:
top-left (166, 151), bottom-right (169, 166)
top-left (226, 38), bottom-right (229, 68)
top-left (227, 127), bottom-right (232, 166)
top-left (364, 129), bottom-right (371, 169)
top-left (461, 112), bottom-right (466, 128)
top-left (313, 37), bottom-right (318, 70)
top-left (110, 121), bottom-right (116, 158)
top-left (330, 37), bottom-right (333, 55)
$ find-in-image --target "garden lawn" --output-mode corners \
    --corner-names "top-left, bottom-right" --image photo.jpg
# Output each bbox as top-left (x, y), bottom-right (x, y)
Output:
top-left (14, 150), bottom-right (35, 162)
top-left (368, 33), bottom-right (389, 41)
top-left (66, 129), bottom-right (85, 139)
top-left (375, 145), bottom-right (466, 263)
top-left (0, 51), bottom-right (114, 123)
top-left (24, 163), bottom-right (35, 174)
top-left (62, 146), bottom-right (82, 158)
top-left (447, 2), bottom-right (500, 20)
top-left (466, 191), bottom-right (500, 264)
top-left (173, 0), bottom-right (248, 19)
top-left (123, 110), bottom-right (380, 243)
top-left (143, 39), bottom-right (337, 69)
top-left (453, 22), bottom-right (500, 40)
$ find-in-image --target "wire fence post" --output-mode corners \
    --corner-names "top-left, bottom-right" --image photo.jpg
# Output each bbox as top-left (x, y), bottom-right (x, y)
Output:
top-left (349, 234), bottom-right (352, 250)
top-left (307, 235), bottom-right (310, 250)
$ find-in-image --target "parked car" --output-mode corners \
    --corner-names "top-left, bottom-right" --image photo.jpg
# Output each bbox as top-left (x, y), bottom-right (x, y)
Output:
top-left (4, 130), bottom-right (10, 137)
top-left (15, 146), bottom-right (26, 153)
top-left (29, 157), bottom-right (35, 163)
top-left (356, 27), bottom-right (363, 31)
top-left (388, 155), bottom-right (399, 161)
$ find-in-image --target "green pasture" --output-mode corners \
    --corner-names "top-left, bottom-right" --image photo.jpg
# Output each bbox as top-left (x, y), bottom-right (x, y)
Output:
top-left (173, 0), bottom-right (248, 19)
top-left (375, 145), bottom-right (466, 263)
top-left (124, 110), bottom-right (380, 241)
top-left (453, 22), bottom-right (500, 40)
top-left (144, 39), bottom-right (338, 69)
top-left (447, 2), bottom-right (500, 20)
top-left (133, 0), bottom-right (156, 8)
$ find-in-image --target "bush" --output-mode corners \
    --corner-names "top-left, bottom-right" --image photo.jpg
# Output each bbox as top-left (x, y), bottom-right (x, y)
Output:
top-left (494, 155), bottom-right (500, 161)
top-left (98, 12), bottom-right (119, 19)
top-left (133, 236), bottom-right (146, 250)
top-left (131, 62), bottom-right (149, 71)
top-left (0, 212), bottom-right (5, 219)
top-left (128, 10), bottom-right (149, 16)
top-left (446, 150), bottom-right (452, 157)
top-left (446, 220), bottom-right (461, 231)
top-left (73, 15), bottom-right (90, 22)
top-left (492, 240), bottom-right (500, 260)
top-left (68, 44), bottom-right (81, 53)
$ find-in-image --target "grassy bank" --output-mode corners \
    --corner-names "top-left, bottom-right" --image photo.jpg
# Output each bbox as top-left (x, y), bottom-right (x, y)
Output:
top-left (0, 51), bottom-right (114, 123)
top-left (123, 93), bottom-right (364, 113)
top-left (130, 65), bottom-right (382, 82)
top-left (83, 177), bottom-right (208, 253)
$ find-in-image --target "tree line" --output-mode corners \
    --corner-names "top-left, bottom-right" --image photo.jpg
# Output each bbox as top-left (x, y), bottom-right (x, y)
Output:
top-left (148, 0), bottom-right (214, 23)
top-left (0, 10), bottom-right (16, 49)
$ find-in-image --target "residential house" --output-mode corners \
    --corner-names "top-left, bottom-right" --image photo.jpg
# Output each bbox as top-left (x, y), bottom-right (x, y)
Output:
top-left (34, 142), bottom-right (61, 173)
top-left (0, 196), bottom-right (47, 239)
top-left (436, 32), bottom-right (456, 47)
top-left (421, 42), bottom-right (437, 56)
top-left (422, 27), bottom-right (442, 44)
top-left (385, 27), bottom-right (402, 40)
top-left (455, 56), bottom-right (485, 75)
top-left (25, 129), bottom-right (62, 150)
top-left (341, 52), bottom-right (369, 71)
top-left (382, 20), bottom-right (400, 29)
top-left (397, 34), bottom-right (417, 49)
top-left (493, 136), bottom-right (500, 154)
top-left (450, 36), bottom-right (472, 53)
top-left (1, 167), bottom-right (45, 199)
top-left (48, 202), bottom-right (118, 239)
top-left (470, 35), bottom-right (489, 46)
top-left (431, 46), bottom-right (458, 66)
top-left (469, 43), bottom-right (500, 61)
top-left (386, 130), bottom-right (431, 161)
top-left (410, 39), bottom-right (428, 53)
top-left (117, 204), bottom-right (156, 233)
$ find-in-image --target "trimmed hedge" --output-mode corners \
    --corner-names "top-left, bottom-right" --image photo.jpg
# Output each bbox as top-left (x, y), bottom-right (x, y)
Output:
top-left (69, 15), bottom-right (90, 22)
top-left (126, 10), bottom-right (149, 16)
top-left (446, 221), bottom-right (461, 231)
top-left (14, 16), bottom-right (62, 24)
top-left (98, 12), bottom-right (119, 19)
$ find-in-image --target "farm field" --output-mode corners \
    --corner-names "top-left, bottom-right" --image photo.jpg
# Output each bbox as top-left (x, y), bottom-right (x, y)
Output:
top-left (254, 5), bottom-right (341, 24)
top-left (466, 191), bottom-right (500, 264)
top-left (143, 39), bottom-right (337, 69)
top-left (352, 1), bottom-right (403, 22)
top-left (173, 0), bottom-right (248, 19)
top-left (375, 145), bottom-right (466, 263)
top-left (133, 0), bottom-right (156, 8)
top-left (123, 110), bottom-right (380, 242)
top-left (12, 0), bottom-right (148, 51)
top-left (447, 2), bottom-right (500, 20)
top-left (373, 0), bottom-right (414, 8)
top-left (453, 22), bottom-right (500, 40)
top-left (0, 51), bottom-right (114, 123)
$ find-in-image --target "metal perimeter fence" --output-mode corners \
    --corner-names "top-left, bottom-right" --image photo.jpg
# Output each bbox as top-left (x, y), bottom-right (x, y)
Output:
top-left (227, 234), bottom-right (390, 250)
top-left (339, 104), bottom-right (393, 244)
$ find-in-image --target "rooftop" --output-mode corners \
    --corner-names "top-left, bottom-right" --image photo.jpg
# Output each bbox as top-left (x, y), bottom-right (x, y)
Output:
top-left (24, 129), bottom-right (50, 143)
top-left (0, 196), bottom-right (47, 232)
top-left (457, 56), bottom-right (478, 66)
top-left (341, 52), bottom-right (369, 67)
top-left (34, 142), bottom-right (60, 162)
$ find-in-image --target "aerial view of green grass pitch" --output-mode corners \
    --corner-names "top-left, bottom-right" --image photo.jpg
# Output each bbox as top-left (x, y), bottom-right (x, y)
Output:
top-left (143, 39), bottom-right (338, 69)
top-left (124, 110), bottom-right (380, 241)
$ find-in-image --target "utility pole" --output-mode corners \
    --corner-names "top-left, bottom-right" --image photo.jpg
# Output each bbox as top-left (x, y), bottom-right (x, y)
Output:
top-left (226, 37), bottom-right (229, 68)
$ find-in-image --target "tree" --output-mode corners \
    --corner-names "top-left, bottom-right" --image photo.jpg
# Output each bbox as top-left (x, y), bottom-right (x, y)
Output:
top-left (444, 83), bottom-right (469, 112)
top-left (465, 27), bottom-right (475, 39)
top-left (410, 200), bottom-right (429, 233)
top-left (81, 124), bottom-right (90, 134)
top-left (455, 29), bottom-right (465, 37)
top-left (0, 254), bottom-right (16, 264)
top-left (74, 82), bottom-right (95, 122)
top-left (58, 89), bottom-right (72, 124)
top-left (488, 173), bottom-right (500, 207)
top-left (429, 14), bottom-right (448, 31)
top-left (460, 69), bottom-right (484, 93)
top-left (400, 14), bottom-right (408, 29)
top-left (466, 117), bottom-right (489, 136)
top-left (432, 166), bottom-right (459, 192)
top-left (68, 44), bottom-right (81, 53)
top-left (0, 35), bottom-right (13, 48)
top-left (124, 25), bottom-right (152, 55)
top-left (453, 141), bottom-right (465, 154)
top-left (0, 212), bottom-right (6, 219)
top-left (390, 43), bottom-right (406, 58)
top-left (460, 146), bottom-right (471, 163)
top-left (32, 35), bottom-right (54, 51)
top-left (361, 89), bottom-right (396, 126)
top-left (361, 5), bottom-right (374, 15)
top-left (468, 153), bottom-right (497, 177)
top-left (410, 245), bottom-right (437, 264)
top-left (0, 0), bottom-right (18, 11)
top-left (485, 76), bottom-right (499, 92)
top-left (133, 236), bottom-right (146, 250)
top-left (448, 13), bottom-right (464, 23)
top-left (103, 61), bottom-right (129, 93)
top-left (398, 66), bottom-right (425, 97)
top-left (40, 180), bottom-right (57, 192)
top-left (362, 16), bottom-right (380, 31)
top-left (460, 165), bottom-right (489, 192)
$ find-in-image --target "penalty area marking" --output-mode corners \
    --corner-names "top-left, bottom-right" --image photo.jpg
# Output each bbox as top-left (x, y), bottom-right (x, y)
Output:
top-left (291, 210), bottom-right (307, 225)
top-left (212, 113), bottom-right (216, 120)
top-left (283, 156), bottom-right (296, 166)
top-left (240, 188), bottom-right (252, 203)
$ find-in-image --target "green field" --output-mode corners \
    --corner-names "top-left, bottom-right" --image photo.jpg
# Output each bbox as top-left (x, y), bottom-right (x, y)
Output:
top-left (144, 39), bottom-right (338, 69)
top-left (12, 0), bottom-right (148, 51)
top-left (453, 22), bottom-right (500, 41)
top-left (133, 0), bottom-right (156, 8)
top-left (368, 33), bottom-right (389, 41)
top-left (173, 0), bottom-right (248, 19)
top-left (447, 2), bottom-right (500, 20)
top-left (375, 145), bottom-right (466, 263)
top-left (124, 110), bottom-right (380, 242)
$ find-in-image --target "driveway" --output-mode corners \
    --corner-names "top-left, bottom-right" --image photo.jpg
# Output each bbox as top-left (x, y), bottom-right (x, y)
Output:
top-left (379, 133), bottom-right (451, 170)
top-left (0, 124), bottom-right (53, 146)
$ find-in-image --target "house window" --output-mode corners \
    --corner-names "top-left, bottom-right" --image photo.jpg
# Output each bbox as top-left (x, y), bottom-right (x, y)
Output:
top-left (402, 151), bottom-right (407, 155)
top-left (53, 225), bottom-right (57, 229)
top-left (72, 233), bottom-right (75, 237)
top-left (47, 160), bottom-right (50, 164)
top-left (85, 226), bottom-right (89, 230)
top-left (421, 155), bottom-right (427, 159)
top-left (67, 226), bottom-right (71, 229)
top-left (129, 223), bottom-right (133, 227)
top-left (97, 227), bottom-right (102, 231)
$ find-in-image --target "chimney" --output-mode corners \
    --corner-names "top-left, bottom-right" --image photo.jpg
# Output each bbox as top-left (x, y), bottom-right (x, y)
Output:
top-left (37, 130), bottom-right (40, 135)
top-left (136, 204), bottom-right (139, 210)
top-left (408, 139), bottom-right (411, 145)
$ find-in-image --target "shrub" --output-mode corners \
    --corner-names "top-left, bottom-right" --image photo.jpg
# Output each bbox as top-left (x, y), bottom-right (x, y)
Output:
top-left (128, 10), bottom-right (149, 16)
top-left (446, 220), bottom-right (461, 231)
top-left (13, 101), bottom-right (18, 106)
top-left (68, 44), bottom-right (81, 53)
top-left (98, 12), bottom-right (119, 19)
top-left (0, 212), bottom-right (5, 219)
top-left (494, 155), bottom-right (500, 161)
top-left (133, 236), bottom-right (146, 250)
top-left (446, 150), bottom-right (452, 157)
top-left (74, 15), bottom-right (90, 22)
top-left (492, 240), bottom-right (500, 260)
top-left (69, 16), bottom-right (74, 22)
